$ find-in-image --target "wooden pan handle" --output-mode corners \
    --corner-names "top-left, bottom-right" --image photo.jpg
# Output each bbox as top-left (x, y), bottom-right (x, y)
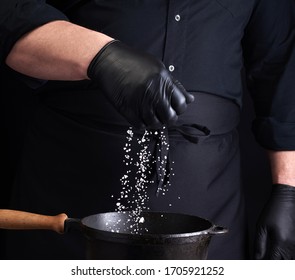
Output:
top-left (0, 209), bottom-right (68, 234)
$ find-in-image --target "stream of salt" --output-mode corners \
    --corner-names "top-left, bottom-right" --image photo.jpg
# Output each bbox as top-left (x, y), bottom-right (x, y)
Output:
top-left (108, 126), bottom-right (174, 234)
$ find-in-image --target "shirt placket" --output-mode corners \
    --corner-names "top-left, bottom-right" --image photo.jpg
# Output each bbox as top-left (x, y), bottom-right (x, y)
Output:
top-left (163, 0), bottom-right (189, 81)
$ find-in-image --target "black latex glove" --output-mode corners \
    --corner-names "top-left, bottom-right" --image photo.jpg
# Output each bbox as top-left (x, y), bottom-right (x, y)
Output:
top-left (87, 40), bottom-right (194, 129)
top-left (254, 184), bottom-right (295, 259)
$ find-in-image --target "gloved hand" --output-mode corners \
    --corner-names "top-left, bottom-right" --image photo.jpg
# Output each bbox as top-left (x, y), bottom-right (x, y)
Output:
top-left (87, 40), bottom-right (194, 129)
top-left (254, 184), bottom-right (295, 259)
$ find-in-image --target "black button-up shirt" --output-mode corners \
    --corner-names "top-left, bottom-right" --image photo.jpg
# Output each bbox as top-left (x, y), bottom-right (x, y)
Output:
top-left (1, 0), bottom-right (295, 150)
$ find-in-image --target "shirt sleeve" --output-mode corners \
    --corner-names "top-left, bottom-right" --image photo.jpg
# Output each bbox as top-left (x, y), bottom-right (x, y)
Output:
top-left (0, 0), bottom-right (69, 63)
top-left (242, 0), bottom-right (295, 151)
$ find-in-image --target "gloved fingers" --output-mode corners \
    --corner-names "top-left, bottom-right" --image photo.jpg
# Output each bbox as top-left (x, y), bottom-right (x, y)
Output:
top-left (267, 245), bottom-right (295, 260)
top-left (170, 87), bottom-right (188, 115)
top-left (141, 106), bottom-right (163, 129)
top-left (253, 231), bottom-right (294, 260)
top-left (173, 79), bottom-right (194, 104)
top-left (155, 103), bottom-right (178, 127)
top-left (269, 248), bottom-right (286, 260)
top-left (143, 80), bottom-right (178, 127)
top-left (254, 229), bottom-right (268, 260)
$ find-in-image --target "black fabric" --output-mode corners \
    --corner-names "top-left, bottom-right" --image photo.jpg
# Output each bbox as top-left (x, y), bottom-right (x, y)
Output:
top-left (5, 91), bottom-right (245, 259)
top-left (1, 0), bottom-right (294, 260)
top-left (1, 1), bottom-right (295, 149)
top-left (0, 0), bottom-right (69, 63)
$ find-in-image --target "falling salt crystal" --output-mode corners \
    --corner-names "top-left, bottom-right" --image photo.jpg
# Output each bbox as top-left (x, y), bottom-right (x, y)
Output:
top-left (108, 126), bottom-right (174, 234)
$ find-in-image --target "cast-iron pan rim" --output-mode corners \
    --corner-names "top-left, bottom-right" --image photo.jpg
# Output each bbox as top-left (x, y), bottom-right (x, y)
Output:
top-left (80, 211), bottom-right (215, 242)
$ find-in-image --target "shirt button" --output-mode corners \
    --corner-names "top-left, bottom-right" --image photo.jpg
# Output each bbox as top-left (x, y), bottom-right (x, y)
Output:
top-left (175, 14), bottom-right (181, 22)
top-left (169, 65), bottom-right (175, 72)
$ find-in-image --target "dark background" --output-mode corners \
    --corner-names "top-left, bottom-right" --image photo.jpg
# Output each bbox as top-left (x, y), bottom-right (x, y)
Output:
top-left (0, 69), bottom-right (38, 259)
top-left (0, 79), bottom-right (272, 259)
top-left (238, 91), bottom-right (272, 258)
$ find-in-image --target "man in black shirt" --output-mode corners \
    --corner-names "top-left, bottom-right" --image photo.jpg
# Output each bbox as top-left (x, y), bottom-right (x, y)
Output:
top-left (0, 0), bottom-right (295, 259)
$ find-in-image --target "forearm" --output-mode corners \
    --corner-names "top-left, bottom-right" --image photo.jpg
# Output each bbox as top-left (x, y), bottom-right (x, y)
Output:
top-left (267, 150), bottom-right (295, 187)
top-left (5, 20), bottom-right (113, 80)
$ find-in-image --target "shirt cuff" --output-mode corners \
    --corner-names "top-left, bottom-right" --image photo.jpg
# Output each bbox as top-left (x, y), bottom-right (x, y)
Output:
top-left (1, 2), bottom-right (69, 63)
top-left (252, 117), bottom-right (295, 150)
